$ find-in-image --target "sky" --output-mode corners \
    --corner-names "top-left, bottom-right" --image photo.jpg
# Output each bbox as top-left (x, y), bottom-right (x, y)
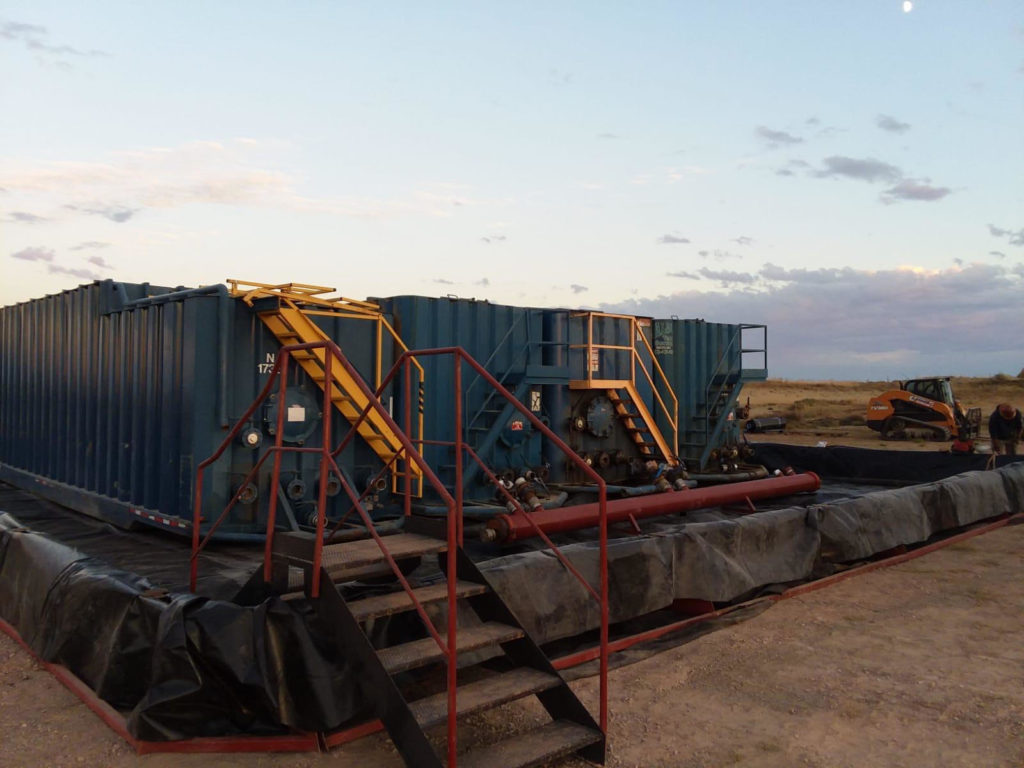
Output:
top-left (2, 1), bottom-right (1022, 380)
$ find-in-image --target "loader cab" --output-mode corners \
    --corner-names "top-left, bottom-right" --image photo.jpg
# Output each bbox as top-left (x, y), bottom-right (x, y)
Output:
top-left (903, 378), bottom-right (954, 406)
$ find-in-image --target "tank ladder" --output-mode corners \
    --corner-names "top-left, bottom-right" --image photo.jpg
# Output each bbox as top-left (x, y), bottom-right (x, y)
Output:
top-left (569, 311), bottom-right (680, 465)
top-left (682, 324), bottom-right (767, 469)
top-left (191, 340), bottom-right (610, 768)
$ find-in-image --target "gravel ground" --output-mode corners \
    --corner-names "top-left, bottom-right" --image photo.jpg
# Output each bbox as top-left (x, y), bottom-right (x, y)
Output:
top-left (2, 522), bottom-right (1022, 767)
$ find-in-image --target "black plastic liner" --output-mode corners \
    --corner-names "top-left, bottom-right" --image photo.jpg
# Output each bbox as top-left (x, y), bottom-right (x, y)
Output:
top-left (751, 442), bottom-right (1022, 483)
top-left (2, 456), bottom-right (1023, 741)
top-left (476, 461), bottom-right (1024, 645)
top-left (0, 511), bottom-right (372, 740)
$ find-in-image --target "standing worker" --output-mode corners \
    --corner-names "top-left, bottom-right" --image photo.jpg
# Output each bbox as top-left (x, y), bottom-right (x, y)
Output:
top-left (988, 403), bottom-right (1023, 455)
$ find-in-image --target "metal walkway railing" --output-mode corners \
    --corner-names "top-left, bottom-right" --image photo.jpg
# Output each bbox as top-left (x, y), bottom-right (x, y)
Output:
top-left (568, 311), bottom-right (679, 462)
top-left (189, 339), bottom-right (609, 767)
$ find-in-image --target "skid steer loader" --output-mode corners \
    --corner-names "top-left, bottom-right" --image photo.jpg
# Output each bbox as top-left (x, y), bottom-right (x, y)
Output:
top-left (865, 377), bottom-right (981, 442)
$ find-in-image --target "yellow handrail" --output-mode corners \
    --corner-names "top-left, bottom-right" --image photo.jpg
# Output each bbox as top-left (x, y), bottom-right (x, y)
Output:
top-left (227, 278), bottom-right (381, 312)
top-left (228, 278), bottom-right (426, 495)
top-left (571, 311), bottom-right (679, 460)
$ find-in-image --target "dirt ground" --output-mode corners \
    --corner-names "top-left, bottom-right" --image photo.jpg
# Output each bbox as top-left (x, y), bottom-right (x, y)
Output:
top-left (743, 376), bottom-right (1024, 452)
top-left (2, 377), bottom-right (1023, 767)
top-left (2, 522), bottom-right (1022, 767)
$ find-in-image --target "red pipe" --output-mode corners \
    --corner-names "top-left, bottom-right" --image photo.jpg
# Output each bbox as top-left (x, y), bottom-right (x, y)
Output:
top-left (485, 472), bottom-right (821, 542)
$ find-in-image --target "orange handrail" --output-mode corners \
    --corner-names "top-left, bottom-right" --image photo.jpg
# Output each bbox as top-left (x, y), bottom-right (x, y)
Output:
top-left (568, 311), bottom-right (678, 460)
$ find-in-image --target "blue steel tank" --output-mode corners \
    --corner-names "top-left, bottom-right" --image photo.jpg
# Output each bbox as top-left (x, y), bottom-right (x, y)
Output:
top-left (0, 282), bottom-right (765, 538)
top-left (653, 317), bottom-right (767, 470)
top-left (0, 280), bottom-right (397, 539)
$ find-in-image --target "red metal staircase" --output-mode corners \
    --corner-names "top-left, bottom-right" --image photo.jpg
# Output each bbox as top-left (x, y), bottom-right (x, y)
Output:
top-left (190, 340), bottom-right (610, 767)
top-left (267, 530), bottom-right (604, 767)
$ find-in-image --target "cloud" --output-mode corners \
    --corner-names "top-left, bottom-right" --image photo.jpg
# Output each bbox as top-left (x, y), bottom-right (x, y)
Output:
top-left (989, 251), bottom-right (1006, 259)
top-left (475, 277), bottom-right (490, 286)
top-left (547, 68), bottom-right (572, 86)
top-left (776, 158), bottom-right (811, 177)
top-left (815, 156), bottom-right (902, 183)
top-left (1, 21), bottom-right (46, 38)
top-left (698, 267), bottom-right (755, 286)
top-left (69, 241), bottom-right (110, 251)
top-left (988, 224), bottom-right (1024, 247)
top-left (11, 246), bottom-right (55, 262)
top-left (733, 236), bottom-right (754, 246)
top-left (6, 210), bottom-right (48, 223)
top-left (666, 270), bottom-right (700, 279)
top-left (761, 263), bottom-right (857, 284)
top-left (66, 204), bottom-right (138, 223)
top-left (811, 156), bottom-right (951, 204)
top-left (0, 140), bottom-right (471, 221)
top-left (756, 126), bottom-right (803, 148)
top-left (47, 264), bottom-right (102, 280)
top-left (480, 234), bottom-right (507, 244)
top-left (666, 166), bottom-right (710, 181)
top-left (880, 179), bottom-right (952, 203)
top-left (1, 20), bottom-right (108, 62)
top-left (9, 244), bottom-right (106, 280)
top-left (433, 278), bottom-right (454, 285)
top-left (876, 114), bottom-right (911, 134)
top-left (657, 234), bottom-right (690, 245)
top-left (601, 263), bottom-right (1024, 379)
top-left (570, 284), bottom-right (588, 294)
top-left (698, 249), bottom-right (742, 261)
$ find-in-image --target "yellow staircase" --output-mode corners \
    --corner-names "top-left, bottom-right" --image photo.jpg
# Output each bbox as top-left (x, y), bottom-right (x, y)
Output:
top-left (607, 381), bottom-right (675, 462)
top-left (569, 312), bottom-right (680, 467)
top-left (229, 280), bottom-right (423, 494)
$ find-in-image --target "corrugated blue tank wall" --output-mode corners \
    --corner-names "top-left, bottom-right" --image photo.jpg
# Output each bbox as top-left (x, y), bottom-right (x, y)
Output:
top-left (0, 280), bottom-right (391, 538)
top-left (653, 318), bottom-right (755, 466)
top-left (377, 295), bottom-right (556, 491)
top-left (1, 282), bottom-right (766, 534)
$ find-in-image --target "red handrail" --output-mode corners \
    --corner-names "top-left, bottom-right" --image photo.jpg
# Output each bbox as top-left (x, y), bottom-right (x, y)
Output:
top-left (385, 347), bottom-right (610, 735)
top-left (190, 340), bottom-right (610, 762)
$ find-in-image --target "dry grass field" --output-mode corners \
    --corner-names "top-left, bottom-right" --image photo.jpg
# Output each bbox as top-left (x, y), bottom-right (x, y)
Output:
top-left (742, 374), bottom-right (1024, 451)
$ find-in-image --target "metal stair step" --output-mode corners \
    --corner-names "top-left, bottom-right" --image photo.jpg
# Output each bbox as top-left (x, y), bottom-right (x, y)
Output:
top-left (458, 720), bottom-right (602, 768)
top-left (409, 667), bottom-right (562, 730)
top-left (324, 533), bottom-right (445, 577)
top-left (349, 580), bottom-right (489, 623)
top-left (378, 622), bottom-right (524, 675)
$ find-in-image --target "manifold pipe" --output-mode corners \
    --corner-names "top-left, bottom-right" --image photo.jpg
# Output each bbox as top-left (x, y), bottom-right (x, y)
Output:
top-left (559, 482), bottom-right (698, 497)
top-left (484, 471), bottom-right (821, 543)
top-left (688, 465), bottom-right (770, 485)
